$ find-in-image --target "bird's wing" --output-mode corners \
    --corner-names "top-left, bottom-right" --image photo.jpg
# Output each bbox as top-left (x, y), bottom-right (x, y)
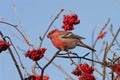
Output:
top-left (60, 31), bottom-right (85, 40)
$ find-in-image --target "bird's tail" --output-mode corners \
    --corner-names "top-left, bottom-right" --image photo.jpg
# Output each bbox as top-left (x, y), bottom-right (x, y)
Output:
top-left (77, 41), bottom-right (96, 52)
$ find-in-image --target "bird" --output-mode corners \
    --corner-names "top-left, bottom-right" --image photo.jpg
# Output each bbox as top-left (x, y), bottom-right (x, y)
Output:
top-left (47, 29), bottom-right (96, 52)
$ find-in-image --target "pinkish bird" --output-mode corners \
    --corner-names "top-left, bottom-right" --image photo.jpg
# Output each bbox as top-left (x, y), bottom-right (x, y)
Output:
top-left (47, 29), bottom-right (96, 52)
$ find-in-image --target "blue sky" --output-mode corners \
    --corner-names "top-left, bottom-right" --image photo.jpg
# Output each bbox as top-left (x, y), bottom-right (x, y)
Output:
top-left (0, 0), bottom-right (120, 80)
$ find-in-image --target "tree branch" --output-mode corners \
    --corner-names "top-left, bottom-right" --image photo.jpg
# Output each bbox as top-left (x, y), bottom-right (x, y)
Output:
top-left (0, 31), bottom-right (24, 80)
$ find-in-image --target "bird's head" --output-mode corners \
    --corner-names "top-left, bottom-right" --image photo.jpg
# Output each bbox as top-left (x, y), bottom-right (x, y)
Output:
top-left (47, 29), bottom-right (59, 39)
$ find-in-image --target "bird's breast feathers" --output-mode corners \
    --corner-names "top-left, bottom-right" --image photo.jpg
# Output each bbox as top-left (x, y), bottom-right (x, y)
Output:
top-left (51, 36), bottom-right (76, 50)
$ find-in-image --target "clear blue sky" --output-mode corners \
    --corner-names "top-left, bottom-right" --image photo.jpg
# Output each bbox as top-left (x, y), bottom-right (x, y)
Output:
top-left (0, 0), bottom-right (120, 80)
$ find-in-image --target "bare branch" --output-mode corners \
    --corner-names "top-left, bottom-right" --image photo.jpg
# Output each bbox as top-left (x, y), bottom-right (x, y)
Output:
top-left (0, 21), bottom-right (34, 48)
top-left (44, 56), bottom-right (74, 80)
top-left (10, 0), bottom-right (27, 40)
top-left (4, 36), bottom-right (29, 75)
top-left (40, 50), bottom-right (61, 80)
top-left (0, 31), bottom-right (23, 80)
top-left (109, 24), bottom-right (120, 48)
top-left (39, 9), bottom-right (64, 48)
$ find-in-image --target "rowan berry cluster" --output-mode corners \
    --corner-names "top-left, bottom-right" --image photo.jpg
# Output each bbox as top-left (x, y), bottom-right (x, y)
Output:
top-left (0, 40), bottom-right (10, 53)
top-left (62, 14), bottom-right (80, 31)
top-left (72, 63), bottom-right (95, 80)
top-left (24, 75), bottom-right (49, 80)
top-left (110, 62), bottom-right (120, 76)
top-left (25, 48), bottom-right (47, 61)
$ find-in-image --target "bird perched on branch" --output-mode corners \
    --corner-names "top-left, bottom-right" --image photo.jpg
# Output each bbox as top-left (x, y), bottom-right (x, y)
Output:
top-left (47, 29), bottom-right (96, 52)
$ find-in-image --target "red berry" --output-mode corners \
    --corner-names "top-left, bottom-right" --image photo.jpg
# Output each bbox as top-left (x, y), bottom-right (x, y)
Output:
top-left (0, 40), bottom-right (10, 53)
top-left (62, 14), bottom-right (80, 31)
top-left (25, 48), bottom-right (47, 61)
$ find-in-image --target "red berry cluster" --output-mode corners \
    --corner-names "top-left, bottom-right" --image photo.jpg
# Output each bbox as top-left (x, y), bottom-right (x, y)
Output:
top-left (110, 62), bottom-right (120, 76)
top-left (25, 48), bottom-right (47, 61)
top-left (0, 40), bottom-right (10, 53)
top-left (62, 14), bottom-right (80, 31)
top-left (24, 75), bottom-right (49, 80)
top-left (97, 31), bottom-right (107, 40)
top-left (72, 63), bottom-right (95, 80)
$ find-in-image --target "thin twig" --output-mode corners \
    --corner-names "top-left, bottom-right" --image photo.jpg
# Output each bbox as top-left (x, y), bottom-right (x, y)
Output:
top-left (39, 9), bottom-right (64, 48)
top-left (109, 24), bottom-right (120, 48)
top-left (92, 25), bottom-right (97, 47)
top-left (95, 68), bottom-right (104, 76)
top-left (91, 25), bottom-right (98, 66)
top-left (113, 57), bottom-right (120, 63)
top-left (102, 27), bottom-right (120, 80)
top-left (44, 56), bottom-right (74, 80)
top-left (102, 42), bottom-right (108, 80)
top-left (36, 61), bottom-right (43, 70)
top-left (93, 18), bottom-right (110, 48)
top-left (0, 18), bottom-right (24, 43)
top-left (0, 21), bottom-right (34, 48)
top-left (32, 63), bottom-right (37, 75)
top-left (0, 21), bottom-right (17, 27)
top-left (10, 0), bottom-right (28, 41)
top-left (56, 55), bottom-right (103, 65)
top-left (40, 50), bottom-right (61, 80)
top-left (0, 31), bottom-right (24, 80)
top-left (4, 36), bottom-right (29, 75)
top-left (111, 53), bottom-right (116, 80)
top-left (92, 18), bottom-right (110, 72)
top-left (91, 18), bottom-right (110, 67)
top-left (67, 51), bottom-right (77, 65)
top-left (105, 27), bottom-right (120, 55)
